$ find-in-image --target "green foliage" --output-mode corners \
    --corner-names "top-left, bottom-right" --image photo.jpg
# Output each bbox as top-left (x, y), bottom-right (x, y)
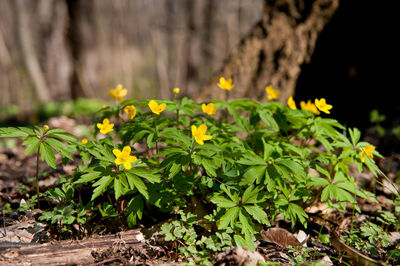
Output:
top-left (160, 211), bottom-right (232, 263)
top-left (2, 95), bottom-right (394, 260)
top-left (342, 220), bottom-right (391, 256)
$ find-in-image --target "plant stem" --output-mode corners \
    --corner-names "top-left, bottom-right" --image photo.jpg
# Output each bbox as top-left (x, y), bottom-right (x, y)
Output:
top-left (154, 115), bottom-right (159, 153)
top-left (35, 147), bottom-right (40, 208)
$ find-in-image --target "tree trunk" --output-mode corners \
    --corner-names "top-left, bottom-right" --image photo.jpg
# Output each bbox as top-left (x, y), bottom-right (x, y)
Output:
top-left (66, 0), bottom-right (97, 99)
top-left (196, 0), bottom-right (339, 103)
top-left (14, 0), bottom-right (52, 103)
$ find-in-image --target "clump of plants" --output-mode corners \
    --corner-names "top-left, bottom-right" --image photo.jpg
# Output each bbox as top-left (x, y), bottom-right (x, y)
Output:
top-left (1, 81), bottom-right (398, 263)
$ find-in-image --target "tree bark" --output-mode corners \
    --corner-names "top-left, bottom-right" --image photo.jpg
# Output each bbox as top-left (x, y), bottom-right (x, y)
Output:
top-left (66, 0), bottom-right (97, 99)
top-left (14, 0), bottom-right (52, 103)
top-left (196, 0), bottom-right (339, 103)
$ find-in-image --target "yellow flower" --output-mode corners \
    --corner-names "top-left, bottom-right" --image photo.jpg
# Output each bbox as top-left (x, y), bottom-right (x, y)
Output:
top-left (43, 125), bottom-right (50, 131)
top-left (266, 85), bottom-right (280, 100)
top-left (287, 96), bottom-right (297, 110)
top-left (191, 124), bottom-right (212, 145)
top-left (300, 100), bottom-right (320, 115)
top-left (124, 105), bottom-right (137, 120)
top-left (173, 88), bottom-right (180, 94)
top-left (202, 103), bottom-right (218, 115)
top-left (315, 98), bottom-right (333, 114)
top-left (361, 145), bottom-right (375, 163)
top-left (109, 84), bottom-right (127, 102)
top-left (113, 146), bottom-right (137, 170)
top-left (218, 77), bottom-right (234, 91)
top-left (148, 100), bottom-right (166, 115)
top-left (97, 118), bottom-right (114, 134)
top-left (81, 138), bottom-right (88, 145)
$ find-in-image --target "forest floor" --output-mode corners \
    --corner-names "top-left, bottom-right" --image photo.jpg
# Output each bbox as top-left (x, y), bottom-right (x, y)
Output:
top-left (0, 116), bottom-right (400, 265)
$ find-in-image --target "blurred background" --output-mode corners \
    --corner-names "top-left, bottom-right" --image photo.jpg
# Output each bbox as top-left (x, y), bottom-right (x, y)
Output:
top-left (0, 0), bottom-right (264, 120)
top-left (0, 0), bottom-right (399, 136)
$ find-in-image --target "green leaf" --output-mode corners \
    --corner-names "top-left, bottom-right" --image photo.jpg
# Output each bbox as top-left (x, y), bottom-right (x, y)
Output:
top-left (308, 177), bottom-right (330, 187)
top-left (201, 159), bottom-right (217, 177)
top-left (239, 210), bottom-right (254, 237)
top-left (129, 167), bottom-right (161, 183)
top-left (237, 152), bottom-right (266, 166)
top-left (74, 171), bottom-right (101, 184)
top-left (169, 163), bottom-right (181, 178)
top-left (210, 195), bottom-right (237, 208)
top-left (233, 234), bottom-right (256, 252)
top-left (218, 207), bottom-right (239, 229)
top-left (276, 159), bottom-right (306, 179)
top-left (114, 177), bottom-right (123, 200)
top-left (91, 175), bottom-right (113, 200)
top-left (159, 127), bottom-right (192, 148)
top-left (46, 131), bottom-right (76, 143)
top-left (0, 127), bottom-right (31, 139)
top-left (23, 137), bottom-right (40, 155)
top-left (147, 133), bottom-right (155, 148)
top-left (40, 142), bottom-right (56, 169)
top-left (348, 128), bottom-right (361, 146)
top-left (45, 138), bottom-right (74, 159)
top-left (240, 165), bottom-right (266, 185)
top-left (125, 172), bottom-right (149, 200)
top-left (126, 195), bottom-right (144, 227)
top-left (258, 108), bottom-right (279, 132)
top-left (243, 205), bottom-right (270, 226)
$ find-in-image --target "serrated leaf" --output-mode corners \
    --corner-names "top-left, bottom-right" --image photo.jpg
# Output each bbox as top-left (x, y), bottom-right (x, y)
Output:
top-left (40, 142), bottom-right (56, 169)
top-left (201, 159), bottom-right (217, 177)
top-left (308, 176), bottom-right (330, 187)
top-left (46, 132), bottom-right (76, 143)
top-left (147, 133), bottom-right (155, 148)
top-left (126, 195), bottom-right (144, 227)
top-left (243, 205), bottom-right (270, 225)
top-left (239, 210), bottom-right (254, 237)
top-left (45, 138), bottom-right (74, 159)
top-left (125, 172), bottom-right (149, 200)
top-left (114, 177), bottom-right (123, 200)
top-left (74, 171), bottom-right (101, 184)
top-left (129, 168), bottom-right (161, 183)
top-left (241, 165), bottom-right (266, 185)
top-left (210, 195), bottom-right (237, 208)
top-left (237, 152), bottom-right (266, 166)
top-left (169, 163), bottom-right (181, 178)
top-left (0, 127), bottom-right (31, 139)
top-left (218, 207), bottom-right (239, 229)
top-left (91, 175), bottom-right (113, 200)
top-left (23, 137), bottom-right (40, 155)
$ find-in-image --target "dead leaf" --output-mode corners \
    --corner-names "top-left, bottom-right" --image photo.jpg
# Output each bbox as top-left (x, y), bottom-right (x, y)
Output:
top-left (260, 228), bottom-right (301, 248)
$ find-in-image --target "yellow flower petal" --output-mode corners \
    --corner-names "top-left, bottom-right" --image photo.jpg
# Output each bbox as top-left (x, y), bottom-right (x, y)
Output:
top-left (266, 85), bottom-right (280, 100)
top-left (122, 146), bottom-right (131, 155)
top-left (81, 138), bottom-right (88, 145)
top-left (287, 96), bottom-right (297, 110)
top-left (198, 124), bottom-right (207, 135)
top-left (202, 135), bottom-right (212, 141)
top-left (115, 158), bottom-right (122, 165)
top-left (123, 162), bottom-right (132, 169)
top-left (315, 98), bottom-right (332, 114)
top-left (128, 155), bottom-right (137, 163)
top-left (113, 149), bottom-right (122, 157)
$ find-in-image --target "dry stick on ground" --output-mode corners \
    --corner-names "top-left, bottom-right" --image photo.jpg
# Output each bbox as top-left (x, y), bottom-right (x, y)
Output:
top-left (0, 229), bottom-right (145, 265)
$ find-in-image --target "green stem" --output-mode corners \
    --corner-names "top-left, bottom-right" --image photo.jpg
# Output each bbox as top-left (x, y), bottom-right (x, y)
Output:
top-left (154, 115), bottom-right (159, 153)
top-left (35, 147), bottom-right (40, 208)
top-left (189, 140), bottom-right (196, 172)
